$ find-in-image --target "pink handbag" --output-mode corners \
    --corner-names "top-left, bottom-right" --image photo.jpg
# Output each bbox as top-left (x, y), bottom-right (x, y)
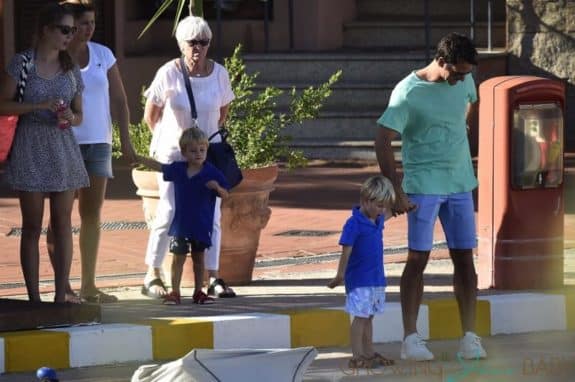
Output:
top-left (0, 115), bottom-right (20, 162)
top-left (0, 53), bottom-right (31, 163)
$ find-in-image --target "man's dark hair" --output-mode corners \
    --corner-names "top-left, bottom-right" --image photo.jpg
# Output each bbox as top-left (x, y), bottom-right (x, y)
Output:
top-left (60, 1), bottom-right (96, 19)
top-left (434, 33), bottom-right (478, 65)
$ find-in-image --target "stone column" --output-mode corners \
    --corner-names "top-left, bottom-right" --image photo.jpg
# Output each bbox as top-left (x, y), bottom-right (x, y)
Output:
top-left (507, 0), bottom-right (575, 150)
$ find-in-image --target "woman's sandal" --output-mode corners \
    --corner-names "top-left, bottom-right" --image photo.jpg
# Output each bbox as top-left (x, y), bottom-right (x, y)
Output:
top-left (348, 356), bottom-right (376, 369)
top-left (141, 278), bottom-right (167, 299)
top-left (81, 290), bottom-right (119, 304)
top-left (207, 278), bottom-right (236, 298)
top-left (371, 352), bottom-right (395, 366)
top-left (64, 292), bottom-right (83, 304)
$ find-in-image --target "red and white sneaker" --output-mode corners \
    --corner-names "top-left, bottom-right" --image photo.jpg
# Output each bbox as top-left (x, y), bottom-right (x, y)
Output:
top-left (193, 290), bottom-right (215, 304)
top-left (162, 291), bottom-right (181, 305)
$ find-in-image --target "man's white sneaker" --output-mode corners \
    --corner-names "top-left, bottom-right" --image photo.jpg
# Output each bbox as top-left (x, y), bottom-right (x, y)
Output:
top-left (400, 333), bottom-right (434, 361)
top-left (458, 332), bottom-right (487, 360)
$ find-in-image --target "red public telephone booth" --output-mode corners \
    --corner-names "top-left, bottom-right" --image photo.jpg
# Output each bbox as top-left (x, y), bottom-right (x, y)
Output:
top-left (478, 76), bottom-right (565, 290)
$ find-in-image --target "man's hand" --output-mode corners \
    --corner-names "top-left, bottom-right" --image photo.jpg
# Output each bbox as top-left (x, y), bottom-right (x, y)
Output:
top-left (391, 188), bottom-right (417, 216)
top-left (327, 275), bottom-right (343, 289)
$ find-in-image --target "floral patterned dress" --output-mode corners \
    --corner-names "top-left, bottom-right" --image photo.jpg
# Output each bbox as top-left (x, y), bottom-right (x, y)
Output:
top-left (4, 49), bottom-right (89, 192)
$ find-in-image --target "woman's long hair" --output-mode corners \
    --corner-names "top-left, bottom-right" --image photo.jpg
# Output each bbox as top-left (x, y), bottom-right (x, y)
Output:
top-left (33, 3), bottom-right (75, 72)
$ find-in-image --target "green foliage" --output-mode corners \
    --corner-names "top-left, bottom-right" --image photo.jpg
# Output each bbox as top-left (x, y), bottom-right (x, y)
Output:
top-left (113, 46), bottom-right (341, 170)
top-left (224, 45), bottom-right (341, 169)
top-left (138, 0), bottom-right (201, 39)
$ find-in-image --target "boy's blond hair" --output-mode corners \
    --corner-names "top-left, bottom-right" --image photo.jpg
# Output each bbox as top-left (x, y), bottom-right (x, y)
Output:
top-left (360, 175), bottom-right (396, 206)
top-left (179, 127), bottom-right (209, 151)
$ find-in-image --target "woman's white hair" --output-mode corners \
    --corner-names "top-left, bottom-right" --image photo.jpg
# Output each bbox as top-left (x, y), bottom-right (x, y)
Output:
top-left (175, 15), bottom-right (212, 51)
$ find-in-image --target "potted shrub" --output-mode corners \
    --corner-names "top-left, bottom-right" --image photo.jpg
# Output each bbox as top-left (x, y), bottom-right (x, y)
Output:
top-left (114, 47), bottom-right (341, 284)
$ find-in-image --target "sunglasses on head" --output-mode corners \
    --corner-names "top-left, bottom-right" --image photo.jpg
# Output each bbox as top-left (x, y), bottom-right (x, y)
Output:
top-left (187, 39), bottom-right (210, 47)
top-left (53, 25), bottom-right (78, 35)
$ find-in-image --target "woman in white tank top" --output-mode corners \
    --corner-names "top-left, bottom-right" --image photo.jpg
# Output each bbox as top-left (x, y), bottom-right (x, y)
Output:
top-left (49, 1), bottom-right (136, 303)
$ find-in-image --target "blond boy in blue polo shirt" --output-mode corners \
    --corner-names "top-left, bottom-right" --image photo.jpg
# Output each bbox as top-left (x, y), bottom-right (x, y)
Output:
top-left (328, 175), bottom-right (396, 369)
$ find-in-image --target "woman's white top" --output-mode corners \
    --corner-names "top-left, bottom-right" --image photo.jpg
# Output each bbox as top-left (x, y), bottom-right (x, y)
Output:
top-left (146, 59), bottom-right (235, 163)
top-left (72, 41), bottom-right (116, 144)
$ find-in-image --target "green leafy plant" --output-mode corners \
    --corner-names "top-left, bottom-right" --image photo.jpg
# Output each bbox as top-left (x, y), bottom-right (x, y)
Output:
top-left (138, 0), bottom-right (203, 39)
top-left (224, 45), bottom-right (341, 169)
top-left (113, 47), bottom-right (341, 170)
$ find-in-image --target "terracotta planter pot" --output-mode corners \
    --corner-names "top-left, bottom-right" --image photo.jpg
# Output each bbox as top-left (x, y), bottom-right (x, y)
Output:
top-left (218, 165), bottom-right (278, 285)
top-left (131, 168), bottom-right (159, 228)
top-left (131, 165), bottom-right (278, 287)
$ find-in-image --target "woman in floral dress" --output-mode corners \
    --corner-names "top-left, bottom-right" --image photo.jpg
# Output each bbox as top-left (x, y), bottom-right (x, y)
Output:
top-left (0, 3), bottom-right (88, 303)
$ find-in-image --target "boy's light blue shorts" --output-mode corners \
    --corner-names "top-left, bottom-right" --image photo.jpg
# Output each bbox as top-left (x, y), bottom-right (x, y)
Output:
top-left (345, 287), bottom-right (386, 318)
top-left (407, 192), bottom-right (477, 251)
top-left (79, 143), bottom-right (113, 179)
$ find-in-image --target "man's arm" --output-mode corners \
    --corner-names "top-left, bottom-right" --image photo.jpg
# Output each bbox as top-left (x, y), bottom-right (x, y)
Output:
top-left (465, 101), bottom-right (478, 135)
top-left (374, 127), bottom-right (416, 216)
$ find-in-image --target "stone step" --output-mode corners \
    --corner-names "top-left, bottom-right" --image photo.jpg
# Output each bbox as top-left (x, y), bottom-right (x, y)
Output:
top-left (283, 112), bottom-right (381, 140)
top-left (253, 83), bottom-right (393, 112)
top-left (243, 52), bottom-right (427, 84)
top-left (356, 0), bottom-right (506, 21)
top-left (343, 21), bottom-right (506, 50)
top-left (291, 139), bottom-right (402, 161)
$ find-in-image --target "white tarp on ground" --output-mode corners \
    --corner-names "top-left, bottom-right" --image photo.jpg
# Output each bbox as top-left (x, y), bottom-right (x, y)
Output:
top-left (131, 347), bottom-right (318, 382)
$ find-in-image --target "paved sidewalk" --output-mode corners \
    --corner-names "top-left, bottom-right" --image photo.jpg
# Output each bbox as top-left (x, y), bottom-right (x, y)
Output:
top-left (0, 160), bottom-right (454, 297)
top-left (2, 158), bottom-right (573, 296)
top-left (0, 158), bottom-right (574, 375)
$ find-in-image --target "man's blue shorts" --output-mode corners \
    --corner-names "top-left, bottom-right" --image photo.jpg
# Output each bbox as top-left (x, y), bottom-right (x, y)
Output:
top-left (407, 192), bottom-right (477, 251)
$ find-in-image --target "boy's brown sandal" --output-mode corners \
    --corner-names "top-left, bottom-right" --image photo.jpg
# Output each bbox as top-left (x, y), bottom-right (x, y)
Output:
top-left (372, 352), bottom-right (395, 366)
top-left (348, 356), bottom-right (376, 369)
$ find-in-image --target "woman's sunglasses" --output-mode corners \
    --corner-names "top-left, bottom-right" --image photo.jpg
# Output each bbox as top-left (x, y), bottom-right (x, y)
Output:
top-left (53, 25), bottom-right (78, 35)
top-left (187, 39), bottom-right (210, 47)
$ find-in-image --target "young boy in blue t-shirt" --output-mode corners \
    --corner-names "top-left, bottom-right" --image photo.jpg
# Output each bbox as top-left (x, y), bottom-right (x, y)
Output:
top-left (328, 175), bottom-right (396, 369)
top-left (137, 127), bottom-right (229, 305)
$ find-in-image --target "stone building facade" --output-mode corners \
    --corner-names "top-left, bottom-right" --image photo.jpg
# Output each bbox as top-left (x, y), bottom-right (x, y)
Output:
top-left (507, 0), bottom-right (575, 149)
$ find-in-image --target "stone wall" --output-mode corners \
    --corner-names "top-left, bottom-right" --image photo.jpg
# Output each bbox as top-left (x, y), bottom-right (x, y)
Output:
top-left (507, 0), bottom-right (575, 150)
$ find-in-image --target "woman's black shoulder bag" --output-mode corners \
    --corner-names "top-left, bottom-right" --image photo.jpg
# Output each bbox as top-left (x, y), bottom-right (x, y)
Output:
top-left (179, 57), bottom-right (243, 188)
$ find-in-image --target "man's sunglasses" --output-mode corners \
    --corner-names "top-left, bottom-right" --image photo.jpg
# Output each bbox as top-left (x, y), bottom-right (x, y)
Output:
top-left (53, 25), bottom-right (78, 35)
top-left (447, 65), bottom-right (472, 78)
top-left (187, 39), bottom-right (210, 47)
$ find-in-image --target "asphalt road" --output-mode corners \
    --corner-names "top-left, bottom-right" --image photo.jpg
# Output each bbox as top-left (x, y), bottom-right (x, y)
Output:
top-left (2, 331), bottom-right (574, 382)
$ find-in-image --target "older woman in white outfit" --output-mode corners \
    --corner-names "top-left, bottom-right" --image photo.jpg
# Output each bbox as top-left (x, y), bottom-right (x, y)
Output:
top-left (141, 15), bottom-right (236, 299)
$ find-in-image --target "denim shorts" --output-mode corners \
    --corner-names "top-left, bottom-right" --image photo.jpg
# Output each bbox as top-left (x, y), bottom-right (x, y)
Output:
top-left (407, 192), bottom-right (477, 251)
top-left (79, 143), bottom-right (113, 178)
top-left (345, 287), bottom-right (386, 318)
top-left (170, 237), bottom-right (208, 255)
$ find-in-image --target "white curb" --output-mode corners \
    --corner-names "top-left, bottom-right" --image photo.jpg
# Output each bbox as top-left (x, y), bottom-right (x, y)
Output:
top-left (207, 313), bottom-right (291, 349)
top-left (48, 324), bottom-right (153, 367)
top-left (479, 293), bottom-right (567, 335)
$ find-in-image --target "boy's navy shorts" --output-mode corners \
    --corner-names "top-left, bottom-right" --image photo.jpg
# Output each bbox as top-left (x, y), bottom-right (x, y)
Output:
top-left (169, 237), bottom-right (208, 255)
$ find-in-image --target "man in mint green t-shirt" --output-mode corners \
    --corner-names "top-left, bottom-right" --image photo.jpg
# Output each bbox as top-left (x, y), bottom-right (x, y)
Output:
top-left (375, 33), bottom-right (487, 362)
